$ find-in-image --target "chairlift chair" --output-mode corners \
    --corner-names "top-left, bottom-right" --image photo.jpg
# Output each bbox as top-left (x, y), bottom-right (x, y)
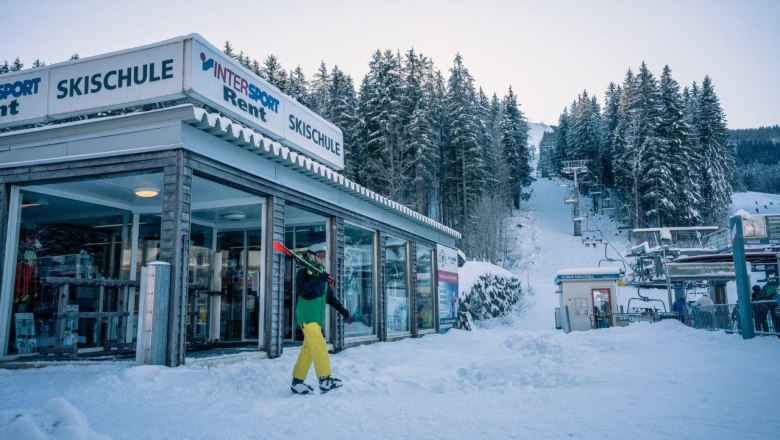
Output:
top-left (627, 286), bottom-right (668, 316)
top-left (581, 224), bottom-right (604, 247)
top-left (598, 243), bottom-right (627, 273)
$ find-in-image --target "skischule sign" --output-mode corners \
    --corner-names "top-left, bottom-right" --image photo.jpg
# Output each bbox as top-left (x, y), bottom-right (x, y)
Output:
top-left (0, 34), bottom-right (344, 170)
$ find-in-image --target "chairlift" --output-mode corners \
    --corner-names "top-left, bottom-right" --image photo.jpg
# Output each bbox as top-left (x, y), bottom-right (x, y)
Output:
top-left (598, 243), bottom-right (627, 273)
top-left (627, 286), bottom-right (668, 315)
top-left (581, 221), bottom-right (604, 247)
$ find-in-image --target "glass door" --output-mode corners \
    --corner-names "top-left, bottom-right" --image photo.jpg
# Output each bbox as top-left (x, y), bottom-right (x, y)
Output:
top-left (591, 288), bottom-right (612, 329)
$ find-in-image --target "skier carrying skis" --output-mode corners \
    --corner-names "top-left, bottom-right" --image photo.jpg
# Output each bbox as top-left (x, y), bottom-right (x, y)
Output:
top-left (291, 243), bottom-right (353, 394)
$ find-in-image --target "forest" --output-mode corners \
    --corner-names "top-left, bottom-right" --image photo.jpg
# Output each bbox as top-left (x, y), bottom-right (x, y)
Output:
top-left (730, 125), bottom-right (780, 195)
top-left (210, 43), bottom-right (533, 261)
top-left (539, 63), bottom-right (737, 229)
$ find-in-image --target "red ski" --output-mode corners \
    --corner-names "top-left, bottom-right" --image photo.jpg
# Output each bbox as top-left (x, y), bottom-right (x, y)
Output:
top-left (272, 241), bottom-right (335, 286)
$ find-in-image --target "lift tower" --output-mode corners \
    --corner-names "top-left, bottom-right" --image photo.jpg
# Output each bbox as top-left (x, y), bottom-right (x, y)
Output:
top-left (562, 160), bottom-right (589, 236)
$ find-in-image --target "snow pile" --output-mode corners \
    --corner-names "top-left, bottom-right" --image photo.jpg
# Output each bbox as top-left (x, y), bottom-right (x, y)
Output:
top-left (457, 261), bottom-right (526, 329)
top-left (0, 397), bottom-right (109, 440)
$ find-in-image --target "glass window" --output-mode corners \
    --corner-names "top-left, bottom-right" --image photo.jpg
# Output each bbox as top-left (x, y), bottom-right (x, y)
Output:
top-left (4, 173), bottom-right (163, 355)
top-left (385, 235), bottom-right (409, 336)
top-left (415, 244), bottom-right (435, 331)
top-left (343, 223), bottom-right (376, 338)
top-left (186, 176), bottom-right (265, 346)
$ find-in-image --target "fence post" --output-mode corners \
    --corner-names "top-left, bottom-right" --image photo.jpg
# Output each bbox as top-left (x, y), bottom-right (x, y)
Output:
top-left (730, 216), bottom-right (755, 339)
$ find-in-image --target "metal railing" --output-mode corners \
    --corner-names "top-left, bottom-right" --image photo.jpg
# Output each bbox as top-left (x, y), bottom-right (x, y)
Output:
top-left (686, 301), bottom-right (779, 336)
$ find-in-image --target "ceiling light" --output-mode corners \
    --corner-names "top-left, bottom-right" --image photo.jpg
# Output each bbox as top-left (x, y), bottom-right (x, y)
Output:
top-left (20, 199), bottom-right (49, 208)
top-left (223, 212), bottom-right (246, 221)
top-left (134, 187), bottom-right (160, 198)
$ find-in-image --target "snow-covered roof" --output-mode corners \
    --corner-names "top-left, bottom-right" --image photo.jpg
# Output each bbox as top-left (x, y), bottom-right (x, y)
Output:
top-left (631, 226), bottom-right (719, 233)
top-left (556, 267), bottom-right (622, 276)
top-left (554, 267), bottom-right (622, 284)
top-left (0, 104), bottom-right (460, 240)
top-left (183, 106), bottom-right (460, 239)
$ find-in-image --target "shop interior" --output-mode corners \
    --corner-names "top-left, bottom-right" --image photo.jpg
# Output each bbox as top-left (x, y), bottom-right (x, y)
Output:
top-left (3, 173), bottom-right (268, 357)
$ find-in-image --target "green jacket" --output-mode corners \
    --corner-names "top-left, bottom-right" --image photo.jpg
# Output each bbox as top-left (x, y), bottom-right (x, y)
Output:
top-left (295, 266), bottom-right (349, 327)
top-left (759, 281), bottom-right (778, 301)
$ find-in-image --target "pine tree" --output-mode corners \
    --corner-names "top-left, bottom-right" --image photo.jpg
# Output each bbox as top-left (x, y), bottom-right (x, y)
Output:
top-left (11, 58), bottom-right (23, 71)
top-left (599, 82), bottom-right (621, 186)
top-left (429, 68), bottom-right (448, 221)
top-left (0, 60), bottom-right (9, 74)
top-left (695, 76), bottom-right (733, 225)
top-left (628, 62), bottom-right (665, 227)
top-left (328, 66), bottom-right (359, 181)
top-left (501, 86), bottom-right (531, 208)
top-left (444, 53), bottom-right (484, 231)
top-left (355, 50), bottom-right (404, 196)
top-left (310, 62), bottom-right (332, 118)
top-left (287, 67), bottom-right (310, 107)
top-left (401, 49), bottom-right (438, 213)
top-left (223, 41), bottom-right (234, 58)
top-left (260, 55), bottom-right (288, 93)
top-left (568, 91), bottom-right (602, 175)
top-left (553, 108), bottom-right (570, 172)
top-left (32, 59), bottom-right (45, 68)
top-left (658, 65), bottom-right (700, 226)
top-left (611, 68), bottom-right (639, 224)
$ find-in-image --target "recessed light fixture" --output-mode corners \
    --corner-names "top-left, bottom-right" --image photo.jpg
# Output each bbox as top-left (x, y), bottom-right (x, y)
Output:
top-left (134, 187), bottom-right (160, 198)
top-left (223, 212), bottom-right (246, 221)
top-left (20, 199), bottom-right (49, 208)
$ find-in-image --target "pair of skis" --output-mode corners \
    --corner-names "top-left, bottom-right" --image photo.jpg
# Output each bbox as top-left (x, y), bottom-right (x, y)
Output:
top-left (272, 241), bottom-right (335, 286)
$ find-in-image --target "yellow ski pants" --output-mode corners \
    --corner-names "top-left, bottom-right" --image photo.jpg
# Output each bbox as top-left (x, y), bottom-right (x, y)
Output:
top-left (292, 322), bottom-right (331, 380)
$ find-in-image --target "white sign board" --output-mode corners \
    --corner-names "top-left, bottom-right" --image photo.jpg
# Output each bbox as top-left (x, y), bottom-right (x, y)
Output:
top-left (0, 34), bottom-right (344, 170)
top-left (0, 69), bottom-right (48, 125)
top-left (189, 40), bottom-right (287, 145)
top-left (48, 42), bottom-right (184, 118)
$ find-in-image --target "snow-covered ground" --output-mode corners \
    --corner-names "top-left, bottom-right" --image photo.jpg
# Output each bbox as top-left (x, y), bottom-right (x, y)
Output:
top-left (2, 154), bottom-right (780, 439)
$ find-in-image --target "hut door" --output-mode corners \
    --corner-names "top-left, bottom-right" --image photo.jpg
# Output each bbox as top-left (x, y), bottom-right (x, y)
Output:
top-left (591, 288), bottom-right (612, 329)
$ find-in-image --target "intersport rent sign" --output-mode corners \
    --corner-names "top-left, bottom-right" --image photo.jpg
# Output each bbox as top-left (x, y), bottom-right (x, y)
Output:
top-left (0, 34), bottom-right (344, 170)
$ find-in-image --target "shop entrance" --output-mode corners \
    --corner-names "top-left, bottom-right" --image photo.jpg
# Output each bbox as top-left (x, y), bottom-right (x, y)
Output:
top-left (592, 288), bottom-right (613, 329)
top-left (282, 206), bottom-right (327, 342)
top-left (183, 177), bottom-right (266, 348)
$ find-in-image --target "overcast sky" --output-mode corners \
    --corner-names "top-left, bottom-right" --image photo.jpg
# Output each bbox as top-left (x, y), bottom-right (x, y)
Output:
top-left (4, 0), bottom-right (778, 128)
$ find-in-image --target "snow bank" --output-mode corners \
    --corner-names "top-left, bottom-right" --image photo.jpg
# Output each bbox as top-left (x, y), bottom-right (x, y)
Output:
top-left (0, 398), bottom-right (109, 440)
top-left (459, 260), bottom-right (516, 295)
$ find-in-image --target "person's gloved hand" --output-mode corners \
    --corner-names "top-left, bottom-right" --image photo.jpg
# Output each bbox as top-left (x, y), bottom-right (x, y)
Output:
top-left (344, 314), bottom-right (354, 325)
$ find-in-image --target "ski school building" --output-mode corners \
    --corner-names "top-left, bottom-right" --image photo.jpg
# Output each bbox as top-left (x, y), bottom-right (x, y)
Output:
top-left (0, 34), bottom-right (461, 367)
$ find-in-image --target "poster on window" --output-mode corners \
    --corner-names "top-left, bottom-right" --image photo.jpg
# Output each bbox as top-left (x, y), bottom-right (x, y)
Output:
top-left (436, 244), bottom-right (459, 333)
top-left (14, 313), bottom-right (37, 354)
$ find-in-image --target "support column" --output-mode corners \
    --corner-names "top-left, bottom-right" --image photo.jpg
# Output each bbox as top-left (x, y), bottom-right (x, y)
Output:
top-left (378, 232), bottom-right (387, 341)
top-left (332, 216), bottom-right (345, 351)
top-left (266, 196), bottom-right (285, 358)
top-left (730, 215), bottom-right (755, 339)
top-left (160, 155), bottom-right (192, 366)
